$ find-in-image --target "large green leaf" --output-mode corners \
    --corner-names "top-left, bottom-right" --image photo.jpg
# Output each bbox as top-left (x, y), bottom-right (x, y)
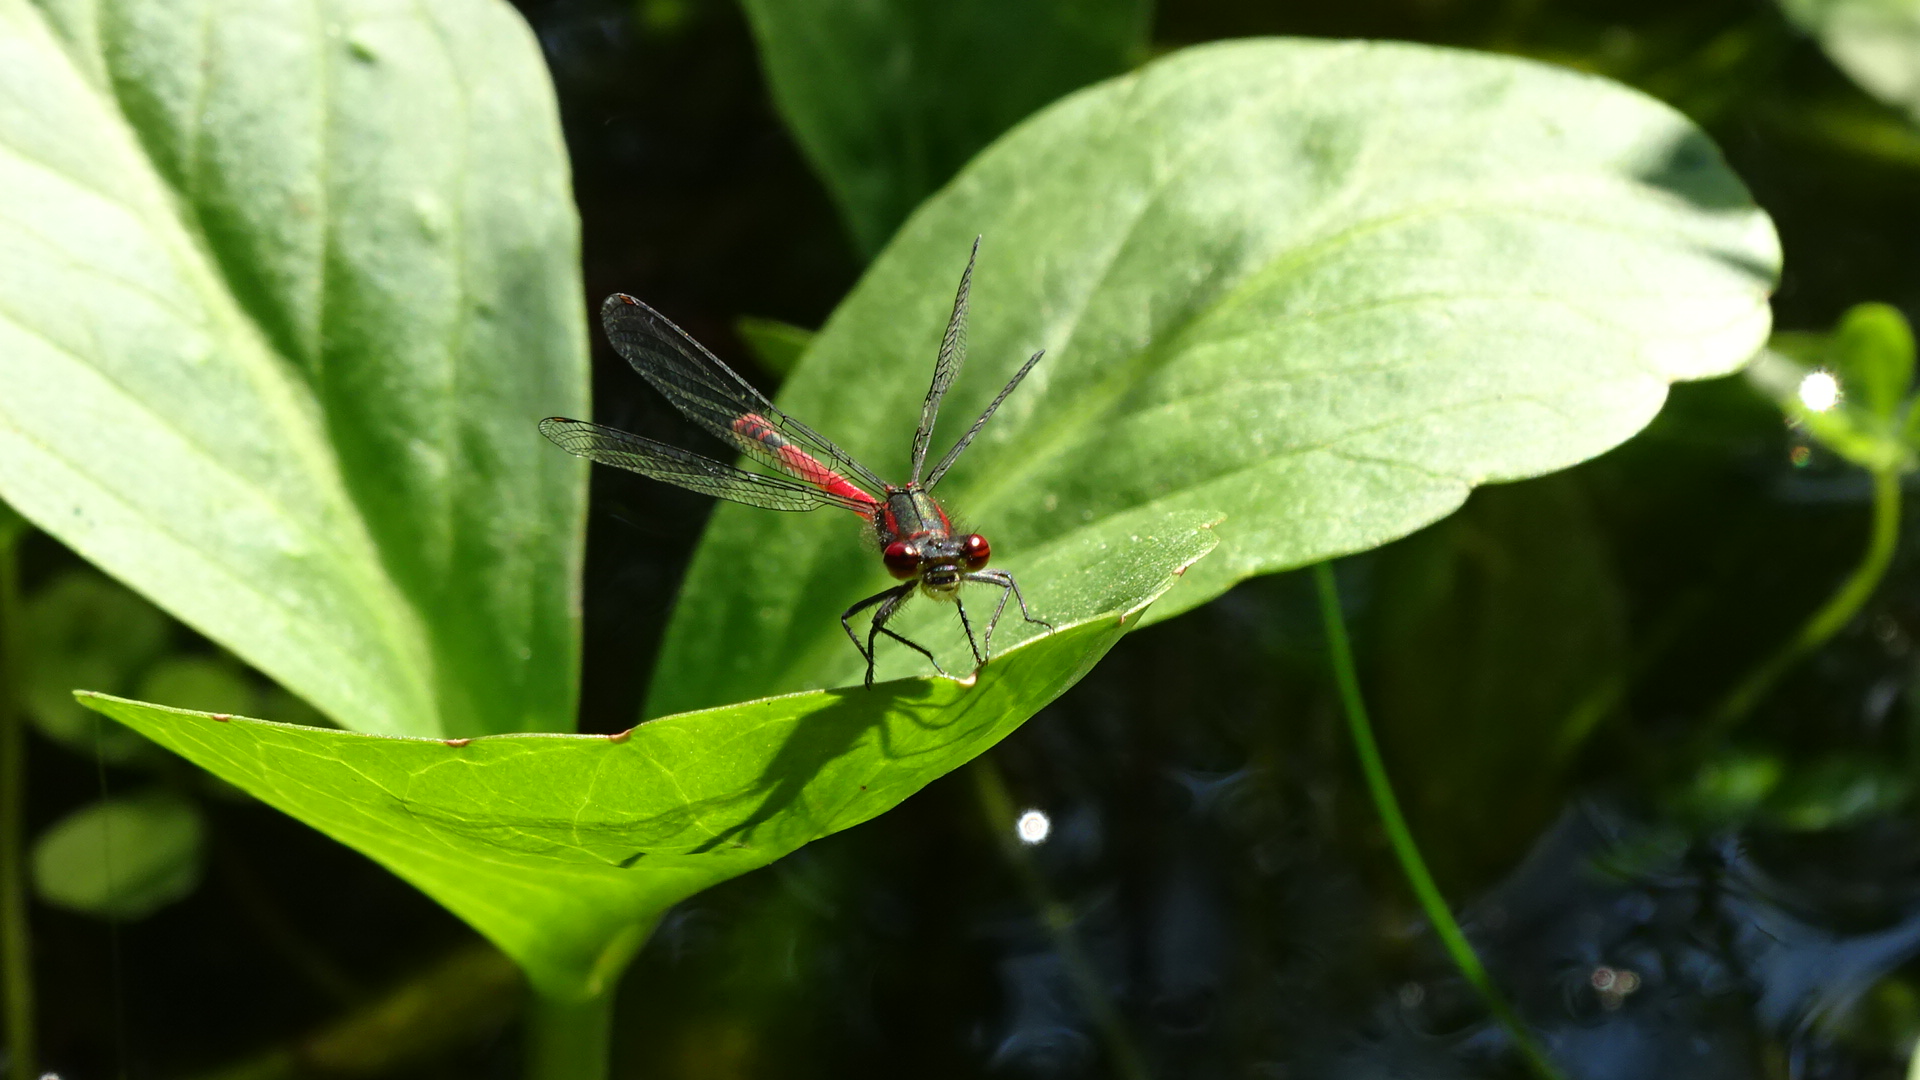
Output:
top-left (81, 512), bottom-right (1214, 999)
top-left (739, 0), bottom-right (1150, 256)
top-left (0, 0), bottom-right (588, 736)
top-left (647, 38), bottom-right (1781, 717)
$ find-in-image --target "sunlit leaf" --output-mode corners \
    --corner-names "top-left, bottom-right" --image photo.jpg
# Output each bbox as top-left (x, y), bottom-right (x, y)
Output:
top-left (31, 790), bottom-right (204, 919)
top-left (0, 0), bottom-right (588, 737)
top-left (1752, 304), bottom-right (1918, 471)
top-left (82, 514), bottom-right (1214, 998)
top-left (739, 0), bottom-right (1150, 255)
top-left (1781, 0), bottom-right (1920, 122)
top-left (1834, 302), bottom-right (1916, 421)
top-left (648, 39), bottom-right (1780, 716)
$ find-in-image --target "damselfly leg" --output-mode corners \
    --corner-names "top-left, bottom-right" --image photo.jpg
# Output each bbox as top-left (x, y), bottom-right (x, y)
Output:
top-left (843, 583), bottom-right (945, 688)
top-left (966, 570), bottom-right (1053, 659)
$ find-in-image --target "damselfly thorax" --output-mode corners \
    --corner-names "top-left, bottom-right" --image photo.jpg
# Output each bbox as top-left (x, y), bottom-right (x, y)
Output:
top-left (873, 487), bottom-right (990, 600)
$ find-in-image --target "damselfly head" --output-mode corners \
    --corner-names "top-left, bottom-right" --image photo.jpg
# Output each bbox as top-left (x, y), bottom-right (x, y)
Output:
top-left (920, 563), bottom-right (966, 596)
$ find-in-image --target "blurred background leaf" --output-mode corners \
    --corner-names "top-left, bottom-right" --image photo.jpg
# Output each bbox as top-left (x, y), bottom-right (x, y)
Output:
top-left (1780, 0), bottom-right (1920, 121)
top-left (650, 38), bottom-right (1780, 716)
top-left (1833, 302), bottom-right (1915, 421)
top-left (134, 656), bottom-right (257, 719)
top-left (30, 790), bottom-right (204, 920)
top-left (1752, 303), bottom-right (1918, 471)
top-left (739, 0), bottom-right (1152, 257)
top-left (1368, 476), bottom-right (1630, 887)
top-left (0, 0), bottom-right (588, 737)
top-left (733, 315), bottom-right (815, 379)
top-left (21, 569), bottom-right (169, 763)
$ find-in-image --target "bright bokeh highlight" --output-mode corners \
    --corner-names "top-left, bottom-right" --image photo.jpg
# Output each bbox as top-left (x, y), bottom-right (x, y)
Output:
top-left (1015, 809), bottom-right (1051, 845)
top-left (1799, 370), bottom-right (1841, 412)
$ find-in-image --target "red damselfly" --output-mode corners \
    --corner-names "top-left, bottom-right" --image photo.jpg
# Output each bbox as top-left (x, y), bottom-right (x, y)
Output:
top-left (541, 240), bottom-right (1050, 688)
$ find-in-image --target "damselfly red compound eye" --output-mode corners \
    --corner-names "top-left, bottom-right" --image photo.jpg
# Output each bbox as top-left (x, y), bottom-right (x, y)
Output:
top-left (883, 541), bottom-right (921, 579)
top-left (962, 534), bottom-right (991, 570)
top-left (539, 237), bottom-right (1054, 688)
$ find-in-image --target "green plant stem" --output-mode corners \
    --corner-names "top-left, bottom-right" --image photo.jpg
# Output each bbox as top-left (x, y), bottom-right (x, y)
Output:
top-left (1312, 562), bottom-right (1562, 1080)
top-left (0, 527), bottom-right (31, 1080)
top-left (970, 757), bottom-right (1152, 1080)
top-left (527, 992), bottom-right (612, 1080)
top-left (1710, 467), bottom-right (1902, 731)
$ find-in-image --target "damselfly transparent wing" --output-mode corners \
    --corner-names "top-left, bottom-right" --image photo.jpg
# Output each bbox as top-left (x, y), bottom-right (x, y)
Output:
top-left (924, 348), bottom-right (1045, 491)
top-left (539, 418), bottom-right (877, 514)
top-left (909, 236), bottom-right (978, 483)
top-left (600, 295), bottom-right (888, 495)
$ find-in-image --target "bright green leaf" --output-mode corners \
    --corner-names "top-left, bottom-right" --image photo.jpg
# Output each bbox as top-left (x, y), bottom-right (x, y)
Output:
top-left (1750, 347), bottom-right (1893, 469)
top-left (1780, 0), bottom-right (1920, 122)
top-left (734, 315), bottom-right (816, 380)
top-left (31, 790), bottom-right (204, 919)
top-left (0, 0), bottom-right (588, 737)
top-left (1750, 305), bottom-right (1919, 471)
top-left (1835, 302), bottom-right (1916, 421)
top-left (81, 514), bottom-right (1213, 998)
top-left (740, 0), bottom-right (1150, 256)
top-left (648, 39), bottom-right (1780, 717)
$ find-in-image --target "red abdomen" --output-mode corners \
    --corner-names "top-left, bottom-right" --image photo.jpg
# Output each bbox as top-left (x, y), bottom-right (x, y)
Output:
top-left (733, 414), bottom-right (877, 514)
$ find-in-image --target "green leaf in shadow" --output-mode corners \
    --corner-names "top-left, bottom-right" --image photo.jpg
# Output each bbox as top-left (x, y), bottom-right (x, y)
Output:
top-left (80, 512), bottom-right (1215, 999)
top-left (1370, 476), bottom-right (1629, 886)
top-left (0, 498), bottom-right (21, 548)
top-left (0, 0), bottom-right (588, 736)
top-left (734, 315), bottom-right (816, 380)
top-left (648, 38), bottom-right (1781, 716)
top-left (740, 0), bottom-right (1150, 256)
top-left (21, 569), bottom-right (170, 762)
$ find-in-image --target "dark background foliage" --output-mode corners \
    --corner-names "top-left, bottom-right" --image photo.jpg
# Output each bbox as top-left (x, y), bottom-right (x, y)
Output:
top-left (23, 0), bottom-right (1920, 1077)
